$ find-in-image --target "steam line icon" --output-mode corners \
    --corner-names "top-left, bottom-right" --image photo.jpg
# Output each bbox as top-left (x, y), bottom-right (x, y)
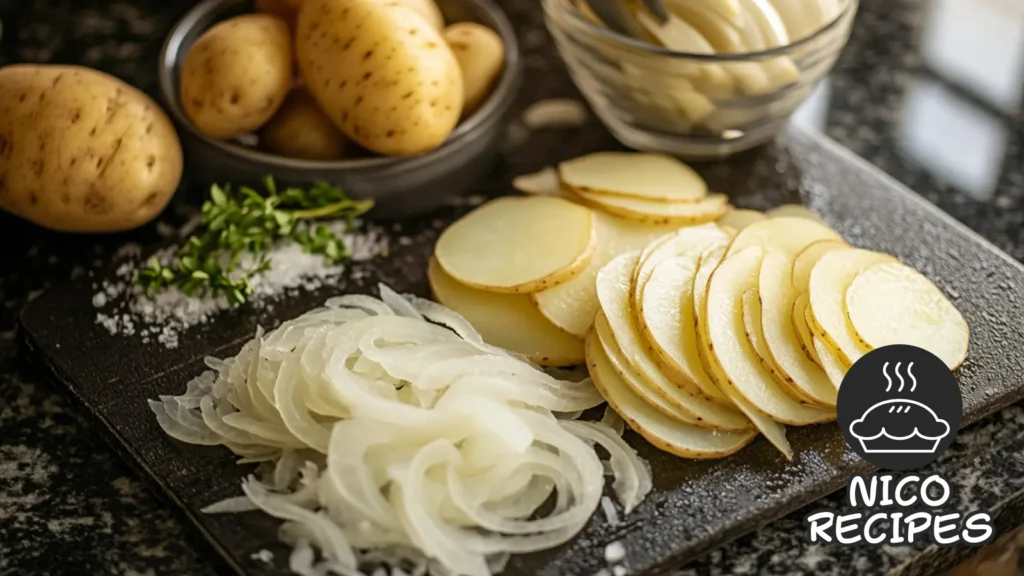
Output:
top-left (849, 361), bottom-right (950, 454)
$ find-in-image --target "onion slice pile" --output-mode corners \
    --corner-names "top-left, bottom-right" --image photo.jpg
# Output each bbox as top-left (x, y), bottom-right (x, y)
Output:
top-left (151, 284), bottom-right (651, 576)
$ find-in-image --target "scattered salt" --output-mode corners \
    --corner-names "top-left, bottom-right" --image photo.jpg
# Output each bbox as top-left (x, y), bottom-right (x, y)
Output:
top-left (372, 567), bottom-right (388, 576)
top-left (92, 293), bottom-right (108, 308)
top-left (155, 221), bottom-right (177, 239)
top-left (250, 549), bottom-right (274, 563)
top-left (612, 565), bottom-right (628, 576)
top-left (601, 495), bottom-right (620, 525)
top-left (604, 541), bottom-right (626, 564)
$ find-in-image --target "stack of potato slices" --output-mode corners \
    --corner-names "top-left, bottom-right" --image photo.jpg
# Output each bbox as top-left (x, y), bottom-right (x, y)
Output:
top-left (432, 152), bottom-right (969, 459)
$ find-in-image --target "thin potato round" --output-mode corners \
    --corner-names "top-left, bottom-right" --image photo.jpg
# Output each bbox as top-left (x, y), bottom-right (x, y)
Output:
top-left (572, 191), bottom-right (729, 225)
top-left (597, 253), bottom-right (750, 430)
top-left (705, 247), bottom-right (834, 425)
top-left (585, 331), bottom-right (757, 459)
top-left (435, 196), bottom-right (595, 294)
top-left (766, 204), bottom-right (828, 224)
top-left (594, 313), bottom-right (698, 424)
top-left (808, 248), bottom-right (895, 365)
top-left (760, 251), bottom-right (838, 407)
top-left (639, 255), bottom-right (731, 404)
top-left (532, 212), bottom-right (676, 338)
top-left (427, 258), bottom-right (583, 365)
top-left (631, 223), bottom-right (731, 311)
top-left (718, 209), bottom-right (766, 230)
top-left (726, 216), bottom-right (842, 257)
top-left (792, 239), bottom-right (847, 292)
top-left (559, 152), bottom-right (708, 202)
top-left (813, 336), bottom-right (848, 390)
top-left (512, 167), bottom-right (562, 196)
top-left (741, 289), bottom-right (775, 373)
top-left (792, 293), bottom-right (820, 366)
top-left (845, 261), bottom-right (969, 369)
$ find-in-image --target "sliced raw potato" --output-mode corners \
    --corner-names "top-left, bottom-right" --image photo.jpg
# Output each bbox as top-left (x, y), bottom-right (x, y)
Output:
top-left (532, 212), bottom-right (677, 338)
top-left (792, 292), bottom-right (820, 365)
top-left (792, 239), bottom-right (847, 292)
top-left (739, 0), bottom-right (790, 46)
top-left (558, 152), bottom-right (708, 203)
top-left (727, 217), bottom-right (842, 257)
top-left (845, 261), bottom-right (969, 369)
top-left (512, 166), bottom-right (561, 196)
top-left (813, 336), bottom-right (847, 390)
top-left (718, 209), bottom-right (766, 231)
top-left (808, 248), bottom-right (895, 365)
top-left (759, 251), bottom-right (838, 407)
top-left (596, 253), bottom-right (750, 430)
top-left (638, 255), bottom-right (731, 404)
top-left (766, 204), bottom-right (828, 225)
top-left (631, 224), bottom-right (731, 311)
top-left (585, 332), bottom-right (757, 459)
top-left (704, 247), bottom-right (834, 425)
top-left (633, 11), bottom-right (733, 96)
top-left (434, 196), bottom-right (596, 293)
top-left (521, 98), bottom-right (588, 130)
top-left (741, 289), bottom-right (774, 369)
top-left (594, 312), bottom-right (698, 424)
top-left (572, 191), bottom-right (730, 226)
top-left (427, 258), bottom-right (583, 365)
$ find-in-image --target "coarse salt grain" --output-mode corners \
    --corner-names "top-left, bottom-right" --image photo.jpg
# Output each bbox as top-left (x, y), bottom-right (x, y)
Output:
top-left (250, 549), bottom-right (274, 563)
top-left (604, 541), bottom-right (626, 564)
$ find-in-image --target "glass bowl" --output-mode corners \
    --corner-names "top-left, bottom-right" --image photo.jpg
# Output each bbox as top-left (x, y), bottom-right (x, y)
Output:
top-left (543, 0), bottom-right (858, 160)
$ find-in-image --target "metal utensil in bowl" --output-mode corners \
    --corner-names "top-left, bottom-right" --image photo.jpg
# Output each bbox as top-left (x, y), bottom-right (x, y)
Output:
top-left (158, 0), bottom-right (522, 219)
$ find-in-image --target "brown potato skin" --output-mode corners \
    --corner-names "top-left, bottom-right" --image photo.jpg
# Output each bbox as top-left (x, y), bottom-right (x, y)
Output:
top-left (180, 14), bottom-right (293, 138)
top-left (0, 65), bottom-right (183, 233)
top-left (259, 88), bottom-right (346, 160)
top-left (296, 0), bottom-right (463, 156)
top-left (255, 0), bottom-right (304, 28)
top-left (444, 22), bottom-right (505, 114)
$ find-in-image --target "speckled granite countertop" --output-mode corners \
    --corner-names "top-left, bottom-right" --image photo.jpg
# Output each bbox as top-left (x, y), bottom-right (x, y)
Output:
top-left (2, 0), bottom-right (1024, 574)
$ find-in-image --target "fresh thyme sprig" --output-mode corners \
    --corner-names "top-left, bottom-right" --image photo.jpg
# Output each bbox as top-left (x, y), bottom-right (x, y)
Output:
top-left (137, 176), bottom-right (373, 305)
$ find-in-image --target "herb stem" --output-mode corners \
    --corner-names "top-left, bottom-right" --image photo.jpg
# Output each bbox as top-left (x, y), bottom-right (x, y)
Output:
top-left (289, 198), bottom-right (374, 220)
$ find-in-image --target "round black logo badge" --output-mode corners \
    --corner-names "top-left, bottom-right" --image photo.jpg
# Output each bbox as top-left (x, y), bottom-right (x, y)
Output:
top-left (836, 344), bottom-right (962, 471)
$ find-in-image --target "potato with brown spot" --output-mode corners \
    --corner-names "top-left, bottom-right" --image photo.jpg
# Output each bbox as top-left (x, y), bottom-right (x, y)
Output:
top-left (180, 14), bottom-right (293, 138)
top-left (0, 65), bottom-right (183, 232)
top-left (297, 0), bottom-right (463, 156)
top-left (443, 22), bottom-right (504, 114)
top-left (371, 0), bottom-right (445, 30)
top-left (259, 88), bottom-right (347, 160)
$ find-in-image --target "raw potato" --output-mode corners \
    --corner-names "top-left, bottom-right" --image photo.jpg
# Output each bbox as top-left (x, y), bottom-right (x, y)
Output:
top-left (845, 261), bottom-right (969, 370)
top-left (375, 0), bottom-right (445, 30)
top-left (594, 312), bottom-right (699, 424)
top-left (631, 223), bottom-right (731, 311)
top-left (792, 239), bottom-right (846, 291)
top-left (444, 23), bottom-right (505, 114)
top-left (718, 209), bottom-right (766, 231)
top-left (259, 88), bottom-right (346, 160)
top-left (586, 331), bottom-right (757, 459)
top-left (572, 191), bottom-right (729, 225)
top-left (434, 196), bottom-right (595, 293)
top-left (807, 248), bottom-right (894, 365)
top-left (427, 258), bottom-right (583, 365)
top-left (766, 204), bottom-right (827, 224)
top-left (559, 152), bottom-right (708, 202)
top-left (181, 14), bottom-right (293, 138)
top-left (759, 251), bottom-right (838, 407)
top-left (727, 216), bottom-right (841, 256)
top-left (792, 293), bottom-right (820, 365)
top-left (597, 253), bottom-right (751, 430)
top-left (255, 0), bottom-right (303, 27)
top-left (296, 0), bottom-right (463, 156)
top-left (813, 336), bottom-right (847, 389)
top-left (512, 167), bottom-right (562, 196)
top-left (0, 65), bottom-right (183, 232)
top-left (704, 247), bottom-right (834, 425)
top-left (532, 211), bottom-right (676, 338)
top-left (741, 289), bottom-right (777, 377)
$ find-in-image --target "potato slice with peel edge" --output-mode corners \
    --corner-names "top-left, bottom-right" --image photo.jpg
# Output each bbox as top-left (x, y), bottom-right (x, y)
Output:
top-left (631, 224), bottom-right (732, 311)
top-left (726, 217), bottom-right (841, 257)
top-left (585, 331), bottom-right (757, 459)
top-left (571, 190), bottom-right (730, 226)
top-left (427, 258), bottom-right (583, 366)
top-left (792, 239), bottom-right (847, 292)
top-left (706, 247), bottom-right (835, 425)
top-left (558, 152), bottom-right (708, 203)
top-left (808, 248), bottom-right (896, 365)
top-left (845, 261), bottom-right (969, 370)
top-left (512, 166), bottom-right (562, 197)
top-left (766, 204), bottom-right (828, 225)
top-left (596, 252), bottom-right (751, 430)
top-left (813, 336), bottom-right (847, 390)
top-left (532, 212), bottom-right (677, 338)
top-left (760, 251), bottom-right (839, 407)
top-left (741, 289), bottom-right (775, 372)
top-left (718, 209), bottom-right (767, 231)
top-left (434, 196), bottom-right (596, 294)
top-left (792, 292), bottom-right (820, 365)
top-left (639, 254), bottom-right (732, 404)
top-left (594, 312), bottom-right (699, 424)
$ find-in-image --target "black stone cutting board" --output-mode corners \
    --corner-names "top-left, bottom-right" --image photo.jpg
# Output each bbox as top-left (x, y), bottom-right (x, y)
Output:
top-left (19, 125), bottom-right (1024, 576)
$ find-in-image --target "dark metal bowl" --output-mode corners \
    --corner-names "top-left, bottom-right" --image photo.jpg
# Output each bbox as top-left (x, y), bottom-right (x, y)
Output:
top-left (159, 0), bottom-right (521, 218)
